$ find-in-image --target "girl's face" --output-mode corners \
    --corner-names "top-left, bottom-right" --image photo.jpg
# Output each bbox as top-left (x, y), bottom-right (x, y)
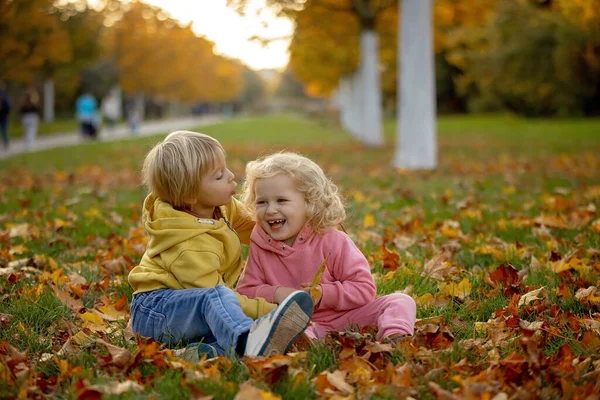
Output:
top-left (254, 174), bottom-right (309, 246)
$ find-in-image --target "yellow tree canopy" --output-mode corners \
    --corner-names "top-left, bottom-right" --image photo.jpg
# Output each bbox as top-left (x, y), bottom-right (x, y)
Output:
top-left (288, 0), bottom-right (398, 97)
top-left (105, 1), bottom-right (242, 102)
top-left (0, 0), bottom-right (72, 83)
top-left (288, 0), bottom-right (504, 97)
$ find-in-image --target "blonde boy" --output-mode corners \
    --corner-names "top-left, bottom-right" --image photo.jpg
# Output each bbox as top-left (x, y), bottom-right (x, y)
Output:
top-left (128, 131), bottom-right (313, 358)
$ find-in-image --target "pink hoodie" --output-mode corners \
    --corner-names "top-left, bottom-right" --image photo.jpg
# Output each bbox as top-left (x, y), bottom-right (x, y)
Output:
top-left (236, 224), bottom-right (377, 322)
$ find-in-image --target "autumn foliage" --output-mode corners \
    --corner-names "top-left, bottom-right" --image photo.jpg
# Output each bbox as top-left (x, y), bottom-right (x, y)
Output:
top-left (284, 0), bottom-right (600, 116)
top-left (0, 115), bottom-right (599, 398)
top-left (1, 0), bottom-right (243, 106)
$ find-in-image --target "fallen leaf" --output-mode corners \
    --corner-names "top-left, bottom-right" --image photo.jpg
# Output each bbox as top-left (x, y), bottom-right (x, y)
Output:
top-left (422, 252), bottom-right (452, 280)
top-left (363, 214), bottom-right (375, 228)
top-left (438, 278), bottom-right (472, 301)
top-left (518, 287), bottom-right (547, 308)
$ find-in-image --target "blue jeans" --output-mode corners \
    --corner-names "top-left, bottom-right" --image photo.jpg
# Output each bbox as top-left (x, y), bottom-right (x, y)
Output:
top-left (130, 286), bottom-right (253, 356)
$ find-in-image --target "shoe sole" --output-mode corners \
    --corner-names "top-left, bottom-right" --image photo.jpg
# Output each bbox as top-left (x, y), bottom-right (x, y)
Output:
top-left (258, 293), bottom-right (313, 357)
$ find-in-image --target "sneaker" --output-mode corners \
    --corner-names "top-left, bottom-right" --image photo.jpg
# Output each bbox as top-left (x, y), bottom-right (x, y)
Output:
top-left (174, 342), bottom-right (218, 363)
top-left (244, 290), bottom-right (313, 357)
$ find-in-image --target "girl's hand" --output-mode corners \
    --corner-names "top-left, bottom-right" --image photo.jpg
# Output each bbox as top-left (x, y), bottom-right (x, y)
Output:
top-left (274, 287), bottom-right (297, 304)
top-left (301, 283), bottom-right (322, 305)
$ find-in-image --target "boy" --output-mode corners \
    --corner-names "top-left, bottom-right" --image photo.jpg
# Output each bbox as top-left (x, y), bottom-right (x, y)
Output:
top-left (128, 131), bottom-right (313, 358)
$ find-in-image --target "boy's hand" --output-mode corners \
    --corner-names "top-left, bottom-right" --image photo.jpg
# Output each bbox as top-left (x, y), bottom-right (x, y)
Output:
top-left (274, 287), bottom-right (297, 304)
top-left (302, 283), bottom-right (322, 305)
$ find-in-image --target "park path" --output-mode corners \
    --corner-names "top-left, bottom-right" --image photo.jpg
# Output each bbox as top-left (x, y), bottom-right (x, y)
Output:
top-left (0, 115), bottom-right (223, 160)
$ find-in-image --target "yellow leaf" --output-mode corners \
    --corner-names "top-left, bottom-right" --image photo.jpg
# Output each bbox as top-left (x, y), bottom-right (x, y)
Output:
top-left (352, 191), bottom-right (366, 202)
top-left (54, 218), bottom-right (67, 229)
top-left (415, 293), bottom-right (436, 306)
top-left (50, 268), bottom-right (64, 284)
top-left (84, 208), bottom-right (100, 218)
top-left (48, 257), bottom-right (59, 270)
top-left (473, 245), bottom-right (504, 260)
top-left (97, 304), bottom-right (128, 321)
top-left (56, 358), bottom-right (70, 376)
top-left (363, 214), bottom-right (375, 228)
top-left (8, 244), bottom-right (28, 255)
top-left (502, 185), bottom-right (516, 194)
top-left (72, 331), bottom-right (95, 346)
top-left (438, 278), bottom-right (472, 301)
top-left (261, 392), bottom-right (282, 400)
top-left (474, 321), bottom-right (489, 335)
top-left (575, 286), bottom-right (600, 309)
top-left (309, 255), bottom-right (329, 302)
top-left (8, 223), bottom-right (29, 238)
top-left (80, 311), bottom-right (103, 326)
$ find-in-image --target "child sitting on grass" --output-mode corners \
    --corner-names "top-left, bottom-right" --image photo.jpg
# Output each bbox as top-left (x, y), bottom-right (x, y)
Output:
top-left (236, 152), bottom-right (416, 342)
top-left (128, 132), bottom-right (313, 359)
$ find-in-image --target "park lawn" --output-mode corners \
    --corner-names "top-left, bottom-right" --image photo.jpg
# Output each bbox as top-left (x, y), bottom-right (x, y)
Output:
top-left (7, 117), bottom-right (80, 139)
top-left (0, 113), bottom-right (599, 399)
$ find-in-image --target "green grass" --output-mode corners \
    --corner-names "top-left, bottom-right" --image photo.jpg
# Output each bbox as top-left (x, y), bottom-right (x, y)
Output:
top-left (7, 117), bottom-right (79, 139)
top-left (0, 113), bottom-right (599, 398)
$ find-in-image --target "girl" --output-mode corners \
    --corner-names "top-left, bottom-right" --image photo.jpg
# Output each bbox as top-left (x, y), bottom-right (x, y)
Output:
top-left (237, 152), bottom-right (416, 342)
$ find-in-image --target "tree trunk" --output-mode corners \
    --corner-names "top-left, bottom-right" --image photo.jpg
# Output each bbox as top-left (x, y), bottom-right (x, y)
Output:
top-left (359, 29), bottom-right (383, 147)
top-left (394, 0), bottom-right (437, 169)
top-left (350, 70), bottom-right (362, 138)
top-left (43, 79), bottom-right (54, 123)
top-left (337, 75), bottom-right (353, 134)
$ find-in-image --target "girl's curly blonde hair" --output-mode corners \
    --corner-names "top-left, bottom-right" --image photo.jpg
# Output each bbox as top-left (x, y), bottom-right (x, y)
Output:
top-left (242, 152), bottom-right (345, 234)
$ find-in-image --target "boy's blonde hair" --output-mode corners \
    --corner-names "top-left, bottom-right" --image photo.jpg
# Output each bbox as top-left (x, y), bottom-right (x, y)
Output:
top-left (142, 131), bottom-right (224, 208)
top-left (242, 152), bottom-right (345, 234)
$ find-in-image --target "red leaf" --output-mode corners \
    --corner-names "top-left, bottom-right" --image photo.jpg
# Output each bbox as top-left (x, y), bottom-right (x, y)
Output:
top-left (489, 263), bottom-right (520, 288)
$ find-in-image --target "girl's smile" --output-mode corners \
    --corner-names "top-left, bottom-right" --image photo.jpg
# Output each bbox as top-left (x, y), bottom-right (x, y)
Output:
top-left (254, 174), bottom-right (309, 246)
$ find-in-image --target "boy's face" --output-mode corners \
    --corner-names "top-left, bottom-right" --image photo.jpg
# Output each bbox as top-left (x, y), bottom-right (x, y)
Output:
top-left (191, 151), bottom-right (237, 218)
top-left (254, 173), bottom-right (309, 246)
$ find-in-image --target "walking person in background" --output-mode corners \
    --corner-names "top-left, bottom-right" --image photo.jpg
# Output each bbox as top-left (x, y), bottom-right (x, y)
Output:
top-left (126, 97), bottom-right (143, 136)
top-left (19, 88), bottom-right (41, 152)
top-left (76, 90), bottom-right (99, 140)
top-left (101, 88), bottom-right (121, 131)
top-left (0, 82), bottom-right (11, 150)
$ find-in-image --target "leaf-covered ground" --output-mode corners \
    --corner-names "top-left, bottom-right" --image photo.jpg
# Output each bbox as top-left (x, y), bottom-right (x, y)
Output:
top-left (1, 114), bottom-right (599, 399)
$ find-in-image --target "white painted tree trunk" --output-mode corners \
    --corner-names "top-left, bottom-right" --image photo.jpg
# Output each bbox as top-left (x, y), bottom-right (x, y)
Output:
top-left (43, 79), bottom-right (54, 123)
top-left (338, 75), bottom-right (354, 135)
top-left (394, 0), bottom-right (437, 169)
top-left (359, 30), bottom-right (383, 146)
top-left (349, 71), bottom-right (362, 138)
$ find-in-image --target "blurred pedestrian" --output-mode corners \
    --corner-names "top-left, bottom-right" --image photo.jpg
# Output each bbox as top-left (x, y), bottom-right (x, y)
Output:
top-left (76, 90), bottom-right (99, 140)
top-left (19, 88), bottom-right (41, 151)
top-left (101, 88), bottom-right (121, 131)
top-left (126, 97), bottom-right (143, 136)
top-left (0, 82), bottom-right (10, 150)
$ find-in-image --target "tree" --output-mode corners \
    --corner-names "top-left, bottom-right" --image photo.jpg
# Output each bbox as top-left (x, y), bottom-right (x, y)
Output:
top-left (228, 0), bottom-right (394, 147)
top-left (48, 1), bottom-right (105, 120)
top-left (0, 0), bottom-right (72, 84)
top-left (393, 0), bottom-right (436, 169)
top-left (441, 0), bottom-right (600, 116)
top-left (105, 1), bottom-right (242, 104)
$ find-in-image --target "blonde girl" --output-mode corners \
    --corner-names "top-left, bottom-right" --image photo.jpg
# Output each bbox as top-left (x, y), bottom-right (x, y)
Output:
top-left (237, 152), bottom-right (416, 341)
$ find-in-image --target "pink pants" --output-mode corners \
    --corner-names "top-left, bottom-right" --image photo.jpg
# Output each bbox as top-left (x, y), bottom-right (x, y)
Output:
top-left (305, 293), bottom-right (416, 341)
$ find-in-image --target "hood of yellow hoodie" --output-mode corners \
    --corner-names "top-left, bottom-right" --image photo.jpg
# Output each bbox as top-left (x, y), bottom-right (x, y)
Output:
top-left (143, 194), bottom-right (226, 258)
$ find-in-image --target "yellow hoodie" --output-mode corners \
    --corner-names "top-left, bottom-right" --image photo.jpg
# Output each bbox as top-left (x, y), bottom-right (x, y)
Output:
top-left (128, 194), bottom-right (276, 319)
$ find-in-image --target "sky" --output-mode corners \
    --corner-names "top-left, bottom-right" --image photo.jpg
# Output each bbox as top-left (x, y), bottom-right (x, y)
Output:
top-left (141, 0), bottom-right (293, 71)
